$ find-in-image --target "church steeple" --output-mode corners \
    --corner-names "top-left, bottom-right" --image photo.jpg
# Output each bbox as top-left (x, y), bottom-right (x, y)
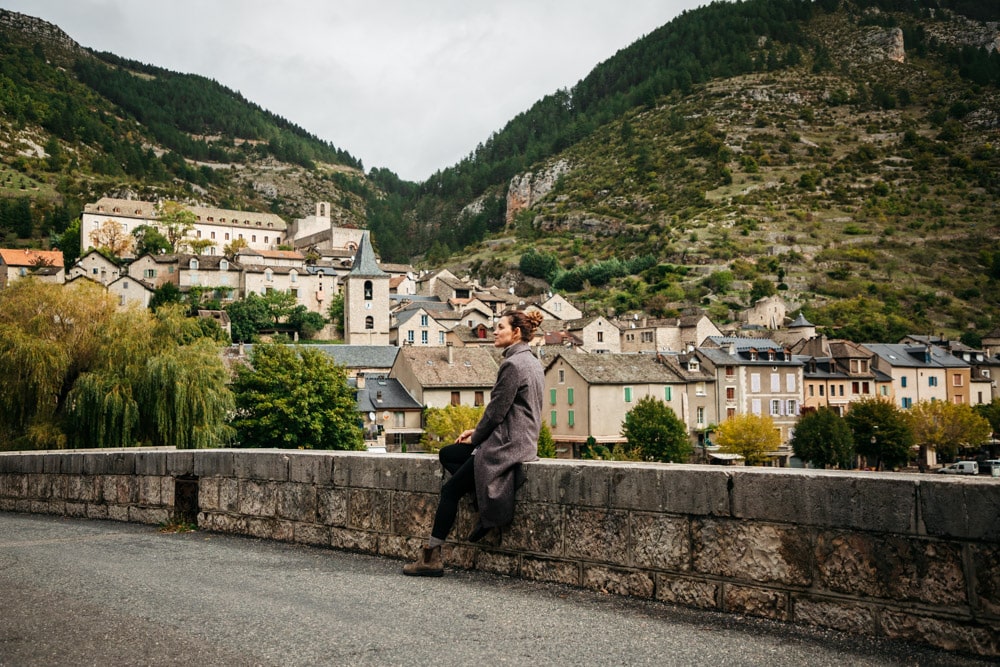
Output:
top-left (343, 231), bottom-right (389, 345)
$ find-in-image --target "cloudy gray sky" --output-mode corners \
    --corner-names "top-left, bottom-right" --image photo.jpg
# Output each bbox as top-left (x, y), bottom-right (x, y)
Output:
top-left (3, 0), bottom-right (707, 182)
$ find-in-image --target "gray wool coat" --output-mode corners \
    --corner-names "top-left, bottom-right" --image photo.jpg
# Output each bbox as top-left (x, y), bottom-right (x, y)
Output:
top-left (469, 342), bottom-right (543, 528)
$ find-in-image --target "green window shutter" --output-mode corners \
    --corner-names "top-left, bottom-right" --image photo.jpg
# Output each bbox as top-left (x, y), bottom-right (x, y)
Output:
top-left (568, 410), bottom-right (575, 427)
top-left (550, 411), bottom-right (557, 427)
top-left (567, 388), bottom-right (574, 405)
top-left (550, 388), bottom-right (557, 405)
top-left (665, 386), bottom-right (672, 401)
top-left (624, 387), bottom-right (632, 402)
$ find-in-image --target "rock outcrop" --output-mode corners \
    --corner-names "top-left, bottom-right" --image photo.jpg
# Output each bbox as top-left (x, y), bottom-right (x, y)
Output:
top-left (505, 159), bottom-right (570, 226)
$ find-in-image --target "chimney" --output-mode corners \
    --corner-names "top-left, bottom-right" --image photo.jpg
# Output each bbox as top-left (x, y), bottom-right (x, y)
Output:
top-left (447, 342), bottom-right (454, 365)
top-left (357, 374), bottom-right (366, 390)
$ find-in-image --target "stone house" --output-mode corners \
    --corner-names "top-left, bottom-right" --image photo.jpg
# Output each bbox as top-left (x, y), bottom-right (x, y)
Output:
top-left (354, 373), bottom-right (424, 452)
top-left (107, 275), bottom-right (155, 310)
top-left (740, 294), bottom-right (787, 330)
top-left (67, 249), bottom-right (120, 286)
top-left (864, 343), bottom-right (972, 408)
top-left (177, 255), bottom-right (242, 301)
top-left (0, 248), bottom-right (64, 288)
top-left (81, 197), bottom-right (286, 258)
top-left (619, 313), bottom-right (723, 354)
top-left (526, 293), bottom-right (583, 321)
top-left (389, 344), bottom-right (498, 409)
top-left (393, 307), bottom-right (450, 347)
top-left (539, 316), bottom-right (621, 354)
top-left (445, 324), bottom-right (494, 347)
top-left (543, 352), bottom-right (690, 458)
top-left (792, 336), bottom-right (888, 415)
top-left (655, 351), bottom-right (720, 452)
top-left (698, 336), bottom-right (803, 453)
top-left (128, 253), bottom-right (182, 288)
top-left (343, 232), bottom-right (390, 346)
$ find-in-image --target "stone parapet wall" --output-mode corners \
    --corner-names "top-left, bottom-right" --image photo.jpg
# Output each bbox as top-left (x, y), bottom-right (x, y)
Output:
top-left (1, 449), bottom-right (997, 657)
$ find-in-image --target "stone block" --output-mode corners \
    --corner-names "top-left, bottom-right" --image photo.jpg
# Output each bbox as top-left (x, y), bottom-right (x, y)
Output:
top-left (277, 483), bottom-right (317, 523)
top-left (330, 527), bottom-right (378, 554)
top-left (62, 454), bottom-right (86, 475)
top-left (921, 477), bottom-right (1000, 541)
top-left (564, 507), bottom-right (630, 566)
top-left (246, 517), bottom-right (294, 542)
top-left (193, 450), bottom-right (235, 478)
top-left (379, 535), bottom-right (421, 561)
top-left (332, 453), bottom-right (384, 489)
top-left (238, 479), bottom-right (277, 517)
top-left (198, 477), bottom-right (221, 511)
top-left (65, 502), bottom-right (88, 518)
top-left (27, 473), bottom-right (57, 500)
top-left (731, 468), bottom-right (917, 534)
top-left (476, 551), bottom-right (520, 577)
top-left (17, 454), bottom-right (44, 474)
top-left (134, 452), bottom-right (167, 476)
top-left (161, 476), bottom-right (174, 507)
top-left (582, 565), bottom-right (654, 599)
top-left (0, 454), bottom-right (19, 474)
top-left (501, 502), bottom-right (563, 556)
top-left (444, 543), bottom-right (476, 570)
top-left (521, 557), bottom-right (580, 586)
top-left (0, 499), bottom-right (14, 511)
top-left (792, 597), bottom-right (876, 634)
top-left (234, 451), bottom-right (289, 481)
top-left (288, 452), bottom-right (333, 484)
top-left (391, 491), bottom-right (437, 538)
top-left (692, 519), bottom-right (812, 586)
top-left (293, 522), bottom-right (330, 547)
top-left (318, 487), bottom-right (349, 527)
top-left (138, 476), bottom-right (164, 506)
top-left (880, 610), bottom-right (998, 657)
top-left (631, 512), bottom-right (690, 571)
top-left (972, 544), bottom-right (1000, 617)
top-left (347, 488), bottom-right (390, 532)
top-left (86, 504), bottom-right (109, 520)
top-left (723, 584), bottom-right (789, 621)
top-left (372, 455), bottom-right (443, 493)
top-left (0, 473), bottom-right (27, 499)
top-left (814, 531), bottom-right (966, 606)
top-left (41, 454), bottom-right (62, 474)
top-left (65, 475), bottom-right (97, 502)
top-left (654, 574), bottom-right (719, 609)
top-left (164, 451), bottom-right (194, 477)
top-left (29, 500), bottom-right (60, 515)
top-left (218, 478), bottom-right (239, 513)
top-left (207, 512), bottom-right (249, 535)
top-left (521, 460), bottom-right (612, 507)
top-left (108, 504), bottom-right (130, 522)
top-left (129, 506), bottom-right (169, 525)
top-left (609, 464), bottom-right (731, 516)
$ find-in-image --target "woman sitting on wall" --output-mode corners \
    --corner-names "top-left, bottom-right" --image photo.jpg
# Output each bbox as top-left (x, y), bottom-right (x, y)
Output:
top-left (403, 309), bottom-right (545, 577)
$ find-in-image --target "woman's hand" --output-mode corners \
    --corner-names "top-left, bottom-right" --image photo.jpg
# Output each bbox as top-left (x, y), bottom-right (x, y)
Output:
top-left (455, 429), bottom-right (474, 444)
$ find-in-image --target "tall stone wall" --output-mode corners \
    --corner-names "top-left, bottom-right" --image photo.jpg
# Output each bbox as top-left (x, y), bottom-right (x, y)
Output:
top-left (1, 449), bottom-right (997, 657)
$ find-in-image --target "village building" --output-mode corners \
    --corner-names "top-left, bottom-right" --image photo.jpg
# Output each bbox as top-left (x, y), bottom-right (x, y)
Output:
top-left (543, 352), bottom-right (689, 457)
top-left (619, 313), bottom-right (723, 354)
top-left (538, 316), bottom-right (621, 353)
top-left (389, 344), bottom-right (498, 409)
top-left (698, 336), bottom-right (802, 458)
top-left (792, 336), bottom-right (888, 415)
top-left (525, 293), bottom-right (583, 321)
top-left (81, 197), bottom-right (287, 258)
top-left (107, 274), bottom-right (155, 310)
top-left (67, 249), bottom-right (120, 286)
top-left (353, 373), bottom-right (424, 452)
top-left (343, 232), bottom-right (390, 345)
top-left (0, 248), bottom-right (64, 288)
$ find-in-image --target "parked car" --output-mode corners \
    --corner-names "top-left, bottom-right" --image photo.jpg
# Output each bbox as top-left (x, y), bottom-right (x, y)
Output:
top-left (979, 459), bottom-right (1000, 476)
top-left (937, 461), bottom-right (979, 475)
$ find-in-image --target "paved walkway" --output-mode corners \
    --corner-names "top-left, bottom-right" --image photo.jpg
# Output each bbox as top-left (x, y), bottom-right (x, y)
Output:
top-left (0, 512), bottom-right (989, 667)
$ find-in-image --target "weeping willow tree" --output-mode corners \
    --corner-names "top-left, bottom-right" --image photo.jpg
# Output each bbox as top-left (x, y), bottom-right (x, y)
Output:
top-left (0, 280), bottom-right (233, 450)
top-left (140, 339), bottom-right (234, 448)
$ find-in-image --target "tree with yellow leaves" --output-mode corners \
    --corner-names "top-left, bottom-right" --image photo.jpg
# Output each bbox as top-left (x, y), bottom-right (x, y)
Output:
top-left (714, 412), bottom-right (781, 466)
top-left (906, 400), bottom-right (992, 462)
top-left (89, 218), bottom-right (134, 257)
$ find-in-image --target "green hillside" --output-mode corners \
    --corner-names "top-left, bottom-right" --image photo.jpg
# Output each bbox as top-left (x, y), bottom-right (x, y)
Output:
top-left (1, 0), bottom-right (998, 343)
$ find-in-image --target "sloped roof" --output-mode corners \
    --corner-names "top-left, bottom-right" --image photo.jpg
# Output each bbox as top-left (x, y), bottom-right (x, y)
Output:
top-left (0, 248), bottom-right (64, 268)
top-left (355, 375), bottom-right (422, 412)
top-left (348, 231), bottom-right (387, 278)
top-left (549, 352), bottom-right (684, 384)
top-left (396, 346), bottom-right (498, 387)
top-left (245, 344), bottom-right (399, 369)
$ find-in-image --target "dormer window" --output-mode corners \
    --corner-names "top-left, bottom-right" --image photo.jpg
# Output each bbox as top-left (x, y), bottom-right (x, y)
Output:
top-left (687, 359), bottom-right (700, 372)
top-left (767, 349), bottom-right (775, 361)
top-left (749, 350), bottom-right (758, 361)
top-left (189, 258), bottom-right (199, 270)
top-left (290, 270), bottom-right (297, 283)
top-left (264, 269), bottom-right (273, 282)
top-left (220, 260), bottom-right (229, 271)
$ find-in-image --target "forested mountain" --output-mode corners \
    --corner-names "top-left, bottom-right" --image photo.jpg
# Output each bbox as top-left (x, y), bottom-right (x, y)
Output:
top-left (1, 0), bottom-right (999, 343)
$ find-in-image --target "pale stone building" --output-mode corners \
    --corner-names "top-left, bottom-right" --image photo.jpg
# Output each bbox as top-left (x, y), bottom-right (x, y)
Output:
top-left (389, 344), bottom-right (498, 409)
top-left (0, 248), bottom-right (64, 288)
top-left (343, 232), bottom-right (390, 345)
top-left (67, 249), bottom-right (121, 286)
top-left (619, 314), bottom-right (723, 353)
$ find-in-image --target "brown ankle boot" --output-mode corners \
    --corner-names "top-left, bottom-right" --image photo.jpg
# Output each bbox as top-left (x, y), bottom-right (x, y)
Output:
top-left (402, 545), bottom-right (443, 577)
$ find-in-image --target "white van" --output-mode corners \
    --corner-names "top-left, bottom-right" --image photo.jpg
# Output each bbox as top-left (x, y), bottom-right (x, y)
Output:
top-left (937, 461), bottom-right (979, 475)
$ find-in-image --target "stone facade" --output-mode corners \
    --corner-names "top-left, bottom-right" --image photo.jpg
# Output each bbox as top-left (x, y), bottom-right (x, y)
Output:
top-left (1, 450), bottom-right (997, 658)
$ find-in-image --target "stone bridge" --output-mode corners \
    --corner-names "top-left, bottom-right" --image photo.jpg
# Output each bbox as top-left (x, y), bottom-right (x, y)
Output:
top-left (0, 449), bottom-right (997, 657)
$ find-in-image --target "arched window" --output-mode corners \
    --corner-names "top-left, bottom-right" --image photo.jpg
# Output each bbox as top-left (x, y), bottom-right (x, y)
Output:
top-left (220, 259), bottom-right (228, 271)
top-left (364, 280), bottom-right (373, 300)
top-left (264, 269), bottom-right (273, 282)
top-left (189, 258), bottom-right (199, 270)
top-left (365, 316), bottom-right (374, 330)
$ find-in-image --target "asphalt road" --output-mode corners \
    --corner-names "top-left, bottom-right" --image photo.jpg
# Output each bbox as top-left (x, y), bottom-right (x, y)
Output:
top-left (0, 512), bottom-right (991, 667)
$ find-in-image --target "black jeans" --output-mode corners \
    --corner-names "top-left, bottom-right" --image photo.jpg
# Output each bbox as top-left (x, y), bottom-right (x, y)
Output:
top-left (431, 443), bottom-right (476, 540)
